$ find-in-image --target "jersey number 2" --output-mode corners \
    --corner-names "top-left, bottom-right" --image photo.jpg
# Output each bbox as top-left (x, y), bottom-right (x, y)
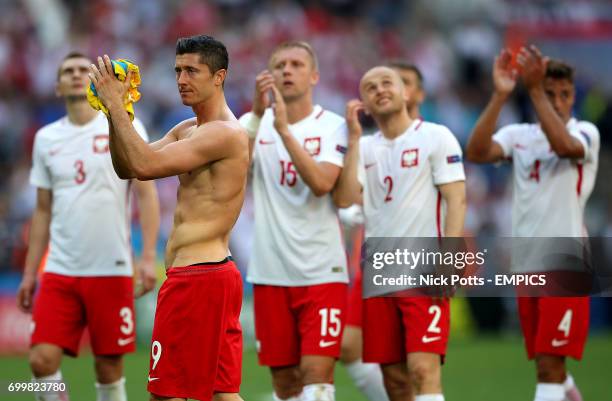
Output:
top-left (384, 176), bottom-right (393, 202)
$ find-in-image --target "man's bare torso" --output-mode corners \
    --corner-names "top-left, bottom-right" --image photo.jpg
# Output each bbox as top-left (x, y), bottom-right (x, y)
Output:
top-left (165, 119), bottom-right (248, 267)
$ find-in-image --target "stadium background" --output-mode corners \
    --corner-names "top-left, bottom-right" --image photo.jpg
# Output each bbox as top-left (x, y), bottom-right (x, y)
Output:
top-left (0, 0), bottom-right (611, 399)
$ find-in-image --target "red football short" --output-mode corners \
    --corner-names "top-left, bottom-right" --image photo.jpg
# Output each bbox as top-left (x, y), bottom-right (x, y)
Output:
top-left (363, 297), bottom-right (450, 364)
top-left (31, 272), bottom-right (135, 356)
top-left (517, 296), bottom-right (589, 360)
top-left (346, 270), bottom-right (363, 328)
top-left (147, 258), bottom-right (243, 401)
top-left (253, 283), bottom-right (348, 366)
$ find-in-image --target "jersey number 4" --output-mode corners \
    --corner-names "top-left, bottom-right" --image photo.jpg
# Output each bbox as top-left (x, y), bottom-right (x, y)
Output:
top-left (280, 160), bottom-right (297, 187)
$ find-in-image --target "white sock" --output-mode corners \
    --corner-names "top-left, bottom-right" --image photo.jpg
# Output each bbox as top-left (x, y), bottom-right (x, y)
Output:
top-left (33, 371), bottom-right (69, 401)
top-left (563, 374), bottom-right (583, 401)
top-left (273, 392), bottom-right (302, 401)
top-left (301, 383), bottom-right (335, 401)
top-left (534, 383), bottom-right (565, 401)
top-left (345, 359), bottom-right (389, 401)
top-left (95, 377), bottom-right (126, 401)
top-left (414, 395), bottom-right (445, 401)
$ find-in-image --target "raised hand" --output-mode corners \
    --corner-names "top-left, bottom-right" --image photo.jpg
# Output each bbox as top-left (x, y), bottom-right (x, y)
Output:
top-left (493, 48), bottom-right (518, 99)
top-left (270, 85), bottom-right (289, 136)
top-left (517, 45), bottom-right (548, 91)
top-left (253, 70), bottom-right (275, 117)
top-left (345, 99), bottom-right (364, 142)
top-left (89, 55), bottom-right (132, 110)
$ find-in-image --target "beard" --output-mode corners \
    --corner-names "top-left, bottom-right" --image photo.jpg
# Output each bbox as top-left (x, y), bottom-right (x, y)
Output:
top-left (65, 94), bottom-right (88, 103)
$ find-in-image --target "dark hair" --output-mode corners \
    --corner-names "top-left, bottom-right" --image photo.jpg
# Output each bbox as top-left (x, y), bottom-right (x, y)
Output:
top-left (546, 59), bottom-right (574, 83)
top-left (387, 61), bottom-right (424, 87)
top-left (57, 51), bottom-right (90, 80)
top-left (270, 41), bottom-right (318, 71)
top-left (176, 35), bottom-right (228, 74)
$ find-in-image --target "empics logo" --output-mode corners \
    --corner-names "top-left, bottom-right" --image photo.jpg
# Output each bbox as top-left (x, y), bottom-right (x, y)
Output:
top-left (401, 149), bottom-right (418, 168)
top-left (304, 137), bottom-right (321, 156)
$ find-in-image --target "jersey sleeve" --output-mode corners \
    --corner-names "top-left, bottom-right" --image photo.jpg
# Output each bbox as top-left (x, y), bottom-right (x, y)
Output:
top-left (431, 126), bottom-right (466, 185)
top-left (570, 121), bottom-right (600, 163)
top-left (492, 124), bottom-right (518, 158)
top-left (29, 131), bottom-right (52, 189)
top-left (132, 118), bottom-right (150, 142)
top-left (318, 121), bottom-right (348, 167)
top-left (357, 137), bottom-right (367, 186)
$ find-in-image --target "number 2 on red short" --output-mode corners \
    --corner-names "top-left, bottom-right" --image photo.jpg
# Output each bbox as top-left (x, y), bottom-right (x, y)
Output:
top-left (280, 160), bottom-right (297, 187)
top-left (427, 305), bottom-right (442, 333)
top-left (319, 308), bottom-right (341, 337)
top-left (384, 176), bottom-right (393, 202)
top-left (74, 160), bottom-right (86, 184)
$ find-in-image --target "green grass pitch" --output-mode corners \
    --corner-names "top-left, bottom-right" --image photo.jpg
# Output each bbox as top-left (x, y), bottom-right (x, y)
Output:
top-left (0, 335), bottom-right (609, 400)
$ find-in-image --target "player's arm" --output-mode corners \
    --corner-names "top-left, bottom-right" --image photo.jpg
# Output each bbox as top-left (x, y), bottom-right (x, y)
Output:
top-left (17, 188), bottom-right (52, 313)
top-left (132, 179), bottom-right (160, 297)
top-left (149, 118), bottom-right (195, 151)
top-left (438, 181), bottom-right (466, 237)
top-left (518, 45), bottom-right (584, 159)
top-left (333, 100), bottom-right (364, 208)
top-left (270, 85), bottom-right (341, 196)
top-left (466, 49), bottom-right (516, 163)
top-left (241, 70), bottom-right (276, 161)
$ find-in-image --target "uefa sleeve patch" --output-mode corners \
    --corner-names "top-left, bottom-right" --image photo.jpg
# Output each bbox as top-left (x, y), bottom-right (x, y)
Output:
top-left (446, 155), bottom-right (462, 164)
top-left (336, 144), bottom-right (347, 154)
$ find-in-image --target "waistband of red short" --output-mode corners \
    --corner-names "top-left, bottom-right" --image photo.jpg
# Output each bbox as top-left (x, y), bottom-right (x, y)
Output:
top-left (166, 256), bottom-right (236, 276)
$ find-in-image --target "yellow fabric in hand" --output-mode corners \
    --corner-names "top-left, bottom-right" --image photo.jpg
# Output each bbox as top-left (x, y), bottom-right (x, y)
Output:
top-left (87, 59), bottom-right (141, 121)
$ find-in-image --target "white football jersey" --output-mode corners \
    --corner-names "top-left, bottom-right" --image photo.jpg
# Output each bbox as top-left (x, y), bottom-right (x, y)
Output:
top-left (359, 119), bottom-right (465, 238)
top-left (240, 105), bottom-right (349, 286)
top-left (493, 118), bottom-right (599, 237)
top-left (29, 112), bottom-right (149, 277)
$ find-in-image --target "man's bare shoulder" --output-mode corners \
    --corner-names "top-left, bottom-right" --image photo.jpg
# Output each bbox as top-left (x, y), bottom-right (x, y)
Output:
top-left (192, 120), bottom-right (248, 147)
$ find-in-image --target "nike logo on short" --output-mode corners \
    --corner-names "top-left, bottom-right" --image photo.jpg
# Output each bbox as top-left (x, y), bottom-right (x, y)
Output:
top-left (365, 163), bottom-right (377, 169)
top-left (551, 338), bottom-right (569, 347)
top-left (259, 139), bottom-right (275, 145)
top-left (319, 340), bottom-right (338, 348)
top-left (421, 335), bottom-right (441, 343)
top-left (147, 376), bottom-right (159, 382)
top-left (117, 337), bottom-right (135, 346)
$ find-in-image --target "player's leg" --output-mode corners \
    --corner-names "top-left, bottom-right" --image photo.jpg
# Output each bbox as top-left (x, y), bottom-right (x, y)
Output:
top-left (340, 273), bottom-right (388, 401)
top-left (83, 276), bottom-right (134, 401)
top-left (402, 297), bottom-right (449, 400)
top-left (30, 273), bottom-right (85, 401)
top-left (527, 297), bottom-right (589, 401)
top-left (270, 366), bottom-right (303, 400)
top-left (297, 283), bottom-right (348, 401)
top-left (341, 326), bottom-right (389, 401)
top-left (380, 362), bottom-right (410, 401)
top-left (254, 284), bottom-right (302, 399)
top-left (406, 353), bottom-right (443, 399)
top-left (363, 297), bottom-right (408, 401)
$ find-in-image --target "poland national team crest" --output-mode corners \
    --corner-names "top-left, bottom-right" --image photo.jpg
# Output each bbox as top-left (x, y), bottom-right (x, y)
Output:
top-left (304, 137), bottom-right (321, 156)
top-left (93, 134), bottom-right (110, 153)
top-left (401, 148), bottom-right (419, 168)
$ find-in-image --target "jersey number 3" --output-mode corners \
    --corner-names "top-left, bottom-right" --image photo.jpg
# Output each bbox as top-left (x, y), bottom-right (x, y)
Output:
top-left (74, 160), bottom-right (86, 184)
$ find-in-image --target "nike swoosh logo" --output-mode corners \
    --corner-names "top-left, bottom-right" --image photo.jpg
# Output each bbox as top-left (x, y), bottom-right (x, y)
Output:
top-left (421, 335), bottom-right (441, 343)
top-left (551, 338), bottom-right (569, 347)
top-left (365, 163), bottom-right (376, 169)
top-left (117, 337), bottom-right (135, 346)
top-left (259, 139), bottom-right (276, 145)
top-left (319, 340), bottom-right (338, 348)
top-left (147, 376), bottom-right (159, 382)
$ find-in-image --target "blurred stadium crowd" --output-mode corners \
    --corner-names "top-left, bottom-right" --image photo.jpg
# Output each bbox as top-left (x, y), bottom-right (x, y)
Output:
top-left (1, 0), bottom-right (612, 330)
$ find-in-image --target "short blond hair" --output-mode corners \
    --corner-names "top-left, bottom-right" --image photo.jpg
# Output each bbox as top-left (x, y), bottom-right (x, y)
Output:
top-left (270, 41), bottom-right (318, 71)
